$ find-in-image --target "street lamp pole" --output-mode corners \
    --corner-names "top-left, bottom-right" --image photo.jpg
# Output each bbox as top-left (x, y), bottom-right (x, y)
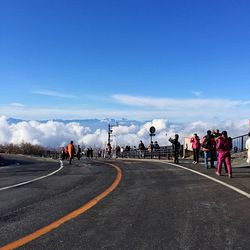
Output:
top-left (108, 123), bottom-right (112, 145)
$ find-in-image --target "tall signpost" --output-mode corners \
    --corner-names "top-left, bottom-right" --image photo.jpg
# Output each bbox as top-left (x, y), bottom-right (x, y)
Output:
top-left (149, 126), bottom-right (156, 159)
top-left (149, 126), bottom-right (156, 142)
top-left (108, 123), bottom-right (112, 146)
top-left (107, 121), bottom-right (118, 146)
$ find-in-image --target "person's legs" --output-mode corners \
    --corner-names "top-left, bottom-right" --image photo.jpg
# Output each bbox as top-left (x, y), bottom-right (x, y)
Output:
top-left (193, 149), bottom-right (196, 162)
top-left (223, 160), bottom-right (228, 173)
top-left (225, 156), bottom-right (232, 177)
top-left (174, 151), bottom-right (179, 164)
top-left (216, 154), bottom-right (223, 175)
top-left (210, 150), bottom-right (214, 168)
top-left (196, 149), bottom-right (200, 163)
top-left (204, 151), bottom-right (208, 168)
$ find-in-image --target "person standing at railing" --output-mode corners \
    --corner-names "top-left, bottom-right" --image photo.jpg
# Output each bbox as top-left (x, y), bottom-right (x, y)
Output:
top-left (106, 143), bottom-right (112, 159)
top-left (246, 132), bottom-right (250, 164)
top-left (76, 145), bottom-right (82, 160)
top-left (190, 133), bottom-right (200, 164)
top-left (216, 131), bottom-right (232, 178)
top-left (138, 140), bottom-right (145, 158)
top-left (153, 141), bottom-right (160, 150)
top-left (148, 141), bottom-right (154, 152)
top-left (153, 141), bottom-right (160, 158)
top-left (139, 140), bottom-right (145, 150)
top-left (169, 134), bottom-right (180, 164)
top-left (115, 145), bottom-right (121, 158)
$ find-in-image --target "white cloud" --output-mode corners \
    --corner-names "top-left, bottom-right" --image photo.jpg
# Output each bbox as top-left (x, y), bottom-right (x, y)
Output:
top-left (191, 90), bottom-right (202, 97)
top-left (0, 116), bottom-right (249, 149)
top-left (112, 94), bottom-right (250, 120)
top-left (112, 94), bottom-right (248, 109)
top-left (10, 102), bottom-right (25, 107)
top-left (32, 89), bottom-right (77, 99)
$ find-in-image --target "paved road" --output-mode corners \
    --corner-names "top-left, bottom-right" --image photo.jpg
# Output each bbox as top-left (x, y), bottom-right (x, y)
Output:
top-left (0, 155), bottom-right (249, 249)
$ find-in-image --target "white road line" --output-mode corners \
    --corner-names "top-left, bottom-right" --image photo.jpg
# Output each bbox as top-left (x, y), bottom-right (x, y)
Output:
top-left (166, 162), bottom-right (250, 199)
top-left (122, 158), bottom-right (250, 199)
top-left (0, 160), bottom-right (64, 192)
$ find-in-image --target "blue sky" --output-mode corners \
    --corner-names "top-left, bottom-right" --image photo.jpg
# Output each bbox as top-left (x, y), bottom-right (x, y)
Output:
top-left (1, 0), bottom-right (250, 121)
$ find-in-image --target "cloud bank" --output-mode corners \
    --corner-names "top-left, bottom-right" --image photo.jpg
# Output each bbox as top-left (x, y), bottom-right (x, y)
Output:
top-left (0, 116), bottom-right (249, 149)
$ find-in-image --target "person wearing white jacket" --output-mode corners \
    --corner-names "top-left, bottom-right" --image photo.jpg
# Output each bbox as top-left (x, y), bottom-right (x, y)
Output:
top-left (246, 132), bottom-right (250, 164)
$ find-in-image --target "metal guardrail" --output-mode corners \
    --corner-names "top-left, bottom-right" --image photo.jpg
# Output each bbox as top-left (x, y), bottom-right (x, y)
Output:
top-left (115, 146), bottom-right (183, 160)
top-left (231, 134), bottom-right (248, 152)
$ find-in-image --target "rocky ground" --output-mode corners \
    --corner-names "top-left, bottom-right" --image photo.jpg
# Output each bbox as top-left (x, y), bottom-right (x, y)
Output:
top-left (231, 150), bottom-right (249, 167)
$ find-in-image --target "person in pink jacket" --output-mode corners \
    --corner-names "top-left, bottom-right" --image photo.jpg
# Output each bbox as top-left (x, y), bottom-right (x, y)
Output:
top-left (190, 133), bottom-right (200, 164)
top-left (216, 131), bottom-right (232, 178)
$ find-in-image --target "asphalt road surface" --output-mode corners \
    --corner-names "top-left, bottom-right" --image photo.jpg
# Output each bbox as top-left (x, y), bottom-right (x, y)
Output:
top-left (0, 155), bottom-right (249, 249)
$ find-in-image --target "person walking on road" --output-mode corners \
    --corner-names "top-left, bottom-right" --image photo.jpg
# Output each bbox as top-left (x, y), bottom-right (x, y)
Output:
top-left (246, 132), bottom-right (250, 164)
top-left (68, 140), bottom-right (76, 165)
top-left (190, 133), bottom-right (200, 164)
top-left (216, 131), bottom-right (233, 178)
top-left (169, 134), bottom-right (181, 164)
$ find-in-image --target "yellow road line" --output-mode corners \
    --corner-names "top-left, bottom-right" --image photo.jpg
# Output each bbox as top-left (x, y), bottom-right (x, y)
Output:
top-left (0, 163), bottom-right (122, 250)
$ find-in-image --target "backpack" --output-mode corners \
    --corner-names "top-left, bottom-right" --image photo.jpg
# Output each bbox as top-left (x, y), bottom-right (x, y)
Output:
top-left (202, 136), bottom-right (211, 149)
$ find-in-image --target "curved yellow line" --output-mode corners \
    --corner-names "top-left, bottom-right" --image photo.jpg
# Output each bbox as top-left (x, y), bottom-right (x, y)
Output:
top-left (0, 163), bottom-right (122, 250)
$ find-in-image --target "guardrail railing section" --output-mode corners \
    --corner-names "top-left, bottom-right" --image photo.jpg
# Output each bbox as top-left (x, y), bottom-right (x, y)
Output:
top-left (231, 134), bottom-right (248, 152)
top-left (116, 146), bottom-right (183, 160)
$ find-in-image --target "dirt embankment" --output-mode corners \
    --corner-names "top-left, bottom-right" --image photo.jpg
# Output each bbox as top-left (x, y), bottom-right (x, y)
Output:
top-left (231, 151), bottom-right (249, 167)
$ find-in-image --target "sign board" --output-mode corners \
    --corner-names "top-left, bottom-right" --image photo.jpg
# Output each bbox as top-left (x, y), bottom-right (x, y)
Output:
top-left (149, 126), bottom-right (156, 134)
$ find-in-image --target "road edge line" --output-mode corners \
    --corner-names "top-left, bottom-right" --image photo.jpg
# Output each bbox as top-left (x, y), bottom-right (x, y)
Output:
top-left (0, 162), bottom-right (122, 250)
top-left (0, 160), bottom-right (64, 192)
top-left (121, 158), bottom-right (250, 199)
top-left (165, 161), bottom-right (250, 199)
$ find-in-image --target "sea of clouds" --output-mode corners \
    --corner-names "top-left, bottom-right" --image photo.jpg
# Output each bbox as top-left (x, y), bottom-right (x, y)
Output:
top-left (0, 116), bottom-right (249, 149)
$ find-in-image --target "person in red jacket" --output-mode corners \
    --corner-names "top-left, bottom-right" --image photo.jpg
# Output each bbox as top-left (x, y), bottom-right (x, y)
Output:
top-left (190, 133), bottom-right (200, 164)
top-left (216, 131), bottom-right (232, 178)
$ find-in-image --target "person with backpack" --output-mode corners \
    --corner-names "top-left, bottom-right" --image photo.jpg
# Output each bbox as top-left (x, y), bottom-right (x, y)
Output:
top-left (169, 134), bottom-right (181, 164)
top-left (216, 131), bottom-right (233, 178)
top-left (201, 130), bottom-right (216, 169)
top-left (190, 133), bottom-right (200, 164)
top-left (138, 140), bottom-right (145, 158)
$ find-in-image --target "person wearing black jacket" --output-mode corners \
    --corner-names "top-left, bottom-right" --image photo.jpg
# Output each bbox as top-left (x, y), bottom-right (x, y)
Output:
top-left (169, 134), bottom-right (181, 164)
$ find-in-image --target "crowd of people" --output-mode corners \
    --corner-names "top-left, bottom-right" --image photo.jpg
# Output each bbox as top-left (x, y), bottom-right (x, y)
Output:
top-left (60, 142), bottom-right (95, 164)
top-left (190, 129), bottom-right (234, 178)
top-left (60, 130), bottom-right (250, 179)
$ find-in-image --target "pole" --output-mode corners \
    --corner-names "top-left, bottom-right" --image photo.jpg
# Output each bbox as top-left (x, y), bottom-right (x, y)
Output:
top-left (108, 123), bottom-right (112, 146)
